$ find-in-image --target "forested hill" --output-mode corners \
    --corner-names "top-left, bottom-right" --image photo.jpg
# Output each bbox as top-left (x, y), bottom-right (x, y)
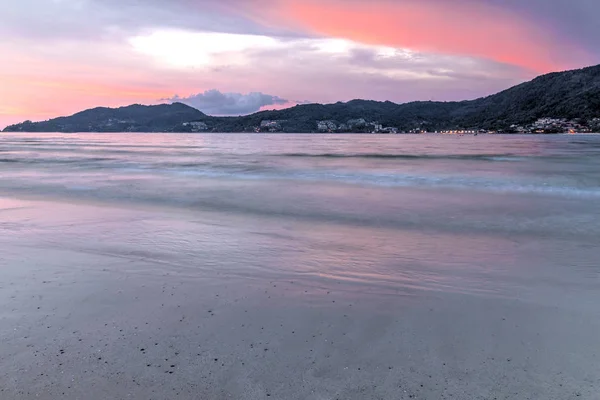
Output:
top-left (3, 103), bottom-right (206, 133)
top-left (4, 64), bottom-right (600, 133)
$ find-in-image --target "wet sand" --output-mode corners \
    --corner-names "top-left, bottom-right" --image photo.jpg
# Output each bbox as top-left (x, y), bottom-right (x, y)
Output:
top-left (1, 196), bottom-right (600, 399)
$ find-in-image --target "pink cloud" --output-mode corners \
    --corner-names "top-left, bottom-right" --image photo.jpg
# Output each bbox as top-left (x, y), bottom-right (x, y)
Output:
top-left (260, 0), bottom-right (585, 73)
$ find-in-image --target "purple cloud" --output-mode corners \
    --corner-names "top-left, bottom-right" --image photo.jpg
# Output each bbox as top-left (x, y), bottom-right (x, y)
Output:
top-left (164, 90), bottom-right (289, 115)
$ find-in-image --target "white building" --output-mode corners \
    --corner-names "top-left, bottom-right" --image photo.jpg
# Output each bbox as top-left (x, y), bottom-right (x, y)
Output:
top-left (183, 121), bottom-right (208, 132)
top-left (317, 120), bottom-right (338, 132)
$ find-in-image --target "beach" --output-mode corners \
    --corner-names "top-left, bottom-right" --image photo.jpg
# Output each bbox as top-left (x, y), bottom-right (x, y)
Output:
top-left (1, 133), bottom-right (600, 399)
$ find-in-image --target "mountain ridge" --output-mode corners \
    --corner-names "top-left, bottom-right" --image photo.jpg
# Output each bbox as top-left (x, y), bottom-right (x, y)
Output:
top-left (4, 64), bottom-right (600, 133)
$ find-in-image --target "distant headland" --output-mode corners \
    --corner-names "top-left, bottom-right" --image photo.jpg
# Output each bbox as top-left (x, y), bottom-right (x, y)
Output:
top-left (4, 64), bottom-right (600, 134)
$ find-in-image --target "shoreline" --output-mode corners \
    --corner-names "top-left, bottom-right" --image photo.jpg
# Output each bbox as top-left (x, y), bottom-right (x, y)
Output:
top-left (1, 195), bottom-right (599, 399)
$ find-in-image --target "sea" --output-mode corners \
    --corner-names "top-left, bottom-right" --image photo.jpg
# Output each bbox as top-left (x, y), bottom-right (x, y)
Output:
top-left (2, 133), bottom-right (600, 398)
top-left (2, 132), bottom-right (600, 295)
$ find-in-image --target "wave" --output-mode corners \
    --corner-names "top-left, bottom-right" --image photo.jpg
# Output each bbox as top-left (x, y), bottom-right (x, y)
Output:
top-left (0, 146), bottom-right (203, 157)
top-left (129, 166), bottom-right (600, 199)
top-left (2, 176), bottom-right (599, 242)
top-left (3, 156), bottom-right (598, 199)
top-left (0, 156), bottom-right (116, 164)
top-left (277, 153), bottom-right (526, 161)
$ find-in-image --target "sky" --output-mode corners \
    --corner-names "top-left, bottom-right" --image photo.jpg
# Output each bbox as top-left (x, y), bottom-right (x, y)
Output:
top-left (1, 0), bottom-right (599, 128)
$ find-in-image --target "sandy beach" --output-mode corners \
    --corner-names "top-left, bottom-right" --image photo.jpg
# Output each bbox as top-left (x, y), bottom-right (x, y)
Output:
top-left (1, 195), bottom-right (599, 400)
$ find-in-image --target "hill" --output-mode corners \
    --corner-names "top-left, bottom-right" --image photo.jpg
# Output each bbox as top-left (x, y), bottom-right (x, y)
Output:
top-left (4, 64), bottom-right (600, 133)
top-left (4, 103), bottom-right (206, 133)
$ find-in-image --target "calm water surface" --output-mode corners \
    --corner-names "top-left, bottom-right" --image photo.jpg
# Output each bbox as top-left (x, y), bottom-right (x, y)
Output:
top-left (1, 133), bottom-right (599, 301)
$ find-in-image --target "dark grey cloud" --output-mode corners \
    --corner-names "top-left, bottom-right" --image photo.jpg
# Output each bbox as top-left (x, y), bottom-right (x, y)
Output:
top-left (165, 90), bottom-right (289, 115)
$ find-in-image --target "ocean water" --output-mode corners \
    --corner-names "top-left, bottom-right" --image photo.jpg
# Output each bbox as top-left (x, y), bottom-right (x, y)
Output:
top-left (1, 133), bottom-right (600, 299)
top-left (2, 133), bottom-right (600, 197)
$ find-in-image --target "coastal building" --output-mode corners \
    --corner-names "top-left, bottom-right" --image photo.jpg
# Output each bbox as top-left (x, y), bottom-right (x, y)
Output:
top-left (260, 120), bottom-right (285, 132)
top-left (317, 120), bottom-right (338, 132)
top-left (183, 121), bottom-right (208, 132)
top-left (372, 123), bottom-right (383, 132)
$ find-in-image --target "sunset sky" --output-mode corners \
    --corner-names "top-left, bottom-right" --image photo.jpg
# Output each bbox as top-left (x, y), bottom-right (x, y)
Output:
top-left (1, 0), bottom-right (599, 128)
